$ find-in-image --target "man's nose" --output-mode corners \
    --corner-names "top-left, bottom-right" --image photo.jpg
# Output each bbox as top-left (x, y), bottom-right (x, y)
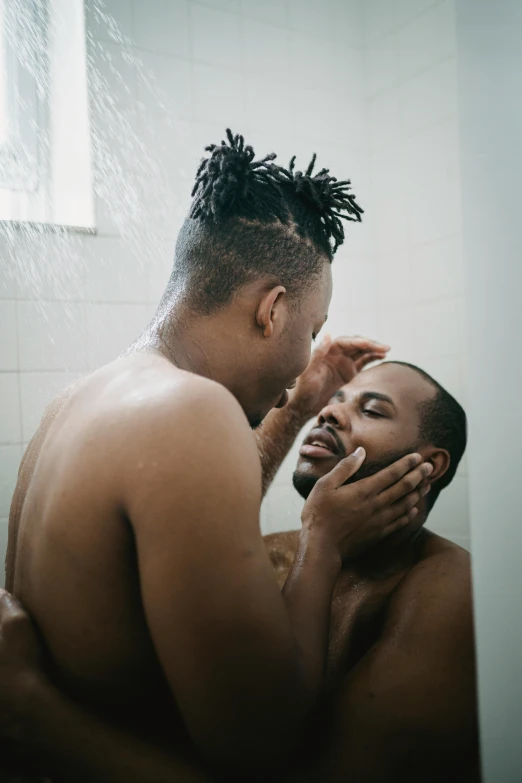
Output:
top-left (318, 402), bottom-right (349, 430)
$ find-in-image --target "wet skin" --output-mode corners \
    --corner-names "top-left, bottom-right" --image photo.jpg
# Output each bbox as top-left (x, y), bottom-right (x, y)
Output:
top-left (4, 360), bottom-right (478, 782)
top-left (263, 363), bottom-right (479, 782)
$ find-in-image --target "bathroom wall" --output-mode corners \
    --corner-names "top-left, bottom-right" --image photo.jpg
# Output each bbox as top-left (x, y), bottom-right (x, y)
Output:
top-left (264, 0), bottom-right (470, 551)
top-left (363, 0), bottom-right (469, 547)
top-left (456, 2), bottom-right (522, 779)
top-left (0, 0), bottom-right (469, 582)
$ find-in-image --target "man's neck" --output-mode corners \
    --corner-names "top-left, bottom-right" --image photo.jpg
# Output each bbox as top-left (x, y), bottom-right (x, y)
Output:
top-left (129, 301), bottom-right (231, 385)
top-left (345, 524), bottom-right (428, 580)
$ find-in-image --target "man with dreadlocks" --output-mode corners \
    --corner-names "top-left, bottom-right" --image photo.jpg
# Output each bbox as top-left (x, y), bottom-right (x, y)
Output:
top-left (1, 131), bottom-right (433, 780)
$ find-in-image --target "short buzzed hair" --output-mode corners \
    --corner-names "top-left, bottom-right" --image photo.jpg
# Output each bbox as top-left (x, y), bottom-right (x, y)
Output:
top-left (387, 362), bottom-right (467, 510)
top-left (168, 129), bottom-right (363, 315)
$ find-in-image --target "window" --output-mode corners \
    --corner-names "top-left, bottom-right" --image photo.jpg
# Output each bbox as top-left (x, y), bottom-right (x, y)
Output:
top-left (0, 0), bottom-right (44, 193)
top-left (0, 0), bottom-right (94, 228)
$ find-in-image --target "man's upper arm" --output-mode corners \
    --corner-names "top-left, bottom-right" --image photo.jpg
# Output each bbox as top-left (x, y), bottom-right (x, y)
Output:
top-left (320, 551), bottom-right (477, 782)
top-left (122, 379), bottom-right (302, 764)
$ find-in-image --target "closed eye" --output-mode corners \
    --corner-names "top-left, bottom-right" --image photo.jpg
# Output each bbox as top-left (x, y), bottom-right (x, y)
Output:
top-left (363, 409), bottom-right (385, 418)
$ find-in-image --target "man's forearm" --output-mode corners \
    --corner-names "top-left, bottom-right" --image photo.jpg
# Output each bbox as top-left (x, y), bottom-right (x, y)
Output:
top-left (256, 401), bottom-right (309, 495)
top-left (21, 678), bottom-right (212, 783)
top-left (282, 527), bottom-right (342, 700)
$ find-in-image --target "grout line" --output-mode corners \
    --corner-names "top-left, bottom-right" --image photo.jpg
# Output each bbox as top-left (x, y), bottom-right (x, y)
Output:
top-left (0, 298), bottom-right (158, 305)
top-left (362, 0), bottom-right (446, 47)
top-left (0, 369), bottom-right (87, 375)
top-left (13, 300), bottom-right (23, 444)
top-left (364, 54), bottom-right (456, 103)
top-left (16, 370), bottom-right (24, 446)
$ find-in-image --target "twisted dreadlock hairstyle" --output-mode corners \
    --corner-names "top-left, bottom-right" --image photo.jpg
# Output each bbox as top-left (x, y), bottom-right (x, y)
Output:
top-left (169, 129), bottom-right (363, 314)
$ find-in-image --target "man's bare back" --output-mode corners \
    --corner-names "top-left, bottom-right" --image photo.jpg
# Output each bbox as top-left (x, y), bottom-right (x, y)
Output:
top-left (264, 530), bottom-right (479, 782)
top-left (7, 354), bottom-right (198, 738)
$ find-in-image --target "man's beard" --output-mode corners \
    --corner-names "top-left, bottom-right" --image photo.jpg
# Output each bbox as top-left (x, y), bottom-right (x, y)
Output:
top-left (292, 445), bottom-right (419, 500)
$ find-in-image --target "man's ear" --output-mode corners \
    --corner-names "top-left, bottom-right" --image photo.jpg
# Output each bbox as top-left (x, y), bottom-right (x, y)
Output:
top-left (256, 285), bottom-right (287, 338)
top-left (424, 447), bottom-right (451, 485)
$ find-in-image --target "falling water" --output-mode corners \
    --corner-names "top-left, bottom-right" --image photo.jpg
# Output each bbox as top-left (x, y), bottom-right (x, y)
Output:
top-left (0, 0), bottom-right (193, 370)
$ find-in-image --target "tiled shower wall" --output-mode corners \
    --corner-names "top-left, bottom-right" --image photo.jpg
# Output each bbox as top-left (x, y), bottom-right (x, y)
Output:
top-left (362, 0), bottom-right (468, 547)
top-left (264, 0), bottom-right (469, 550)
top-left (0, 0), bottom-right (468, 583)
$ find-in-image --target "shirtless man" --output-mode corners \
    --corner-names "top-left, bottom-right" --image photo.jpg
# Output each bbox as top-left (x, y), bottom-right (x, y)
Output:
top-left (0, 361), bottom-right (478, 782)
top-left (0, 131), bottom-right (432, 780)
top-left (264, 360), bottom-right (478, 782)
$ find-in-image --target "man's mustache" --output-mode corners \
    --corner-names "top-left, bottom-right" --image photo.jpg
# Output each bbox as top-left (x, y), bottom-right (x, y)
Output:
top-left (310, 424), bottom-right (347, 457)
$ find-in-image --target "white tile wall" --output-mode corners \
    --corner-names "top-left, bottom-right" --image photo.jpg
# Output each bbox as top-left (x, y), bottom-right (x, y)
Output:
top-left (17, 302), bottom-right (88, 373)
top-left (85, 303), bottom-right (155, 369)
top-left (0, 301), bottom-right (18, 371)
top-left (90, 41), bottom-right (137, 111)
top-left (19, 373), bottom-right (83, 443)
top-left (0, 519), bottom-right (8, 587)
top-left (0, 445), bottom-right (22, 518)
top-left (0, 237), bottom-right (20, 298)
top-left (362, 0), bottom-right (469, 547)
top-left (425, 473), bottom-right (469, 540)
top-left (82, 237), bottom-right (151, 303)
top-left (396, 1), bottom-right (456, 81)
top-left (192, 62), bottom-right (244, 129)
top-left (287, 0), bottom-right (331, 40)
top-left (364, 34), bottom-right (399, 98)
top-left (86, 0), bottom-right (134, 44)
top-left (190, 3), bottom-right (241, 70)
top-left (240, 0), bottom-right (287, 28)
top-left (199, 0), bottom-right (240, 14)
top-left (242, 18), bottom-right (289, 81)
top-left (133, 1), bottom-right (190, 58)
top-left (15, 236), bottom-right (88, 302)
top-left (263, 483), bottom-right (305, 535)
top-left (0, 374), bottom-right (22, 444)
top-left (136, 52), bottom-right (192, 122)
top-left (363, 0), bottom-right (397, 44)
top-left (398, 57), bottom-right (458, 135)
top-left (330, 0), bottom-right (362, 47)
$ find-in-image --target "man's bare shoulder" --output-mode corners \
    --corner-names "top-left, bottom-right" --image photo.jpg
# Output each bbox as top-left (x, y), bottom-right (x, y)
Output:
top-left (31, 352), bottom-right (259, 512)
top-left (387, 530), bottom-right (473, 637)
top-left (60, 352), bottom-right (250, 444)
top-left (92, 354), bottom-right (263, 520)
top-left (411, 530), bottom-right (471, 587)
top-left (112, 354), bottom-right (250, 436)
top-left (97, 352), bottom-right (240, 413)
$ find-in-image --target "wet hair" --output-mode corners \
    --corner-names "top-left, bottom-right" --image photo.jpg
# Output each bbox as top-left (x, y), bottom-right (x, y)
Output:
top-left (169, 129), bottom-right (363, 314)
top-left (387, 362), bottom-right (467, 510)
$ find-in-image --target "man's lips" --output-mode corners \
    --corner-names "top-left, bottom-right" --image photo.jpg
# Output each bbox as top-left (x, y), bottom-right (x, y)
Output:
top-left (299, 428), bottom-right (345, 460)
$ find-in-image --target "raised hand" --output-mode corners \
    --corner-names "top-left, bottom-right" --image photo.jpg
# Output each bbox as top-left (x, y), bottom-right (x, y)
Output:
top-left (290, 335), bottom-right (390, 421)
top-left (302, 449), bottom-right (433, 561)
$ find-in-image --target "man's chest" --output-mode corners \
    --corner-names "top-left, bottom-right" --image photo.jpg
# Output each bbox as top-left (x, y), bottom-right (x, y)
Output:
top-left (325, 569), bottom-right (406, 685)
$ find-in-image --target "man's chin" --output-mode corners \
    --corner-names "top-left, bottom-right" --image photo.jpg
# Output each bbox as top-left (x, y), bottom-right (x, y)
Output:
top-left (293, 456), bottom-right (341, 498)
top-left (292, 470), bottom-right (321, 499)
